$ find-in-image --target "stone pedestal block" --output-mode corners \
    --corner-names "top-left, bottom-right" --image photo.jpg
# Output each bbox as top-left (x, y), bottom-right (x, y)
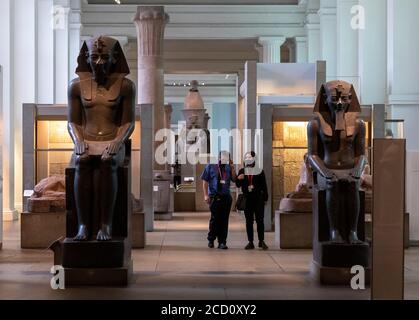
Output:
top-left (24, 211), bottom-right (146, 250)
top-left (174, 191), bottom-right (196, 212)
top-left (132, 212), bottom-right (146, 248)
top-left (64, 261), bottom-right (133, 287)
top-left (21, 211), bottom-right (66, 249)
top-left (275, 210), bottom-right (312, 249)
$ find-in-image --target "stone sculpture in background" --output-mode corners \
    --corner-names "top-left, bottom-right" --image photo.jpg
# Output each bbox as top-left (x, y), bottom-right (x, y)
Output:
top-left (279, 154), bottom-right (313, 213)
top-left (28, 176), bottom-right (66, 213)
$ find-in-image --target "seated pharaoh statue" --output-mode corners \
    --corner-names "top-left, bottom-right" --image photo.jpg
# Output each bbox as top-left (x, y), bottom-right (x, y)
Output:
top-left (307, 80), bottom-right (367, 245)
top-left (68, 36), bottom-right (135, 241)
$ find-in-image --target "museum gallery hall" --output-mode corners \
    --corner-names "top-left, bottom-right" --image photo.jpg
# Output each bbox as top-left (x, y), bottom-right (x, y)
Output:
top-left (0, 0), bottom-right (418, 300)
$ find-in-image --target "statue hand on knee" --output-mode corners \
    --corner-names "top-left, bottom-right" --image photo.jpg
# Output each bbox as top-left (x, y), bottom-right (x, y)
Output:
top-left (75, 141), bottom-right (88, 156)
top-left (107, 140), bottom-right (123, 156)
top-left (326, 173), bottom-right (338, 187)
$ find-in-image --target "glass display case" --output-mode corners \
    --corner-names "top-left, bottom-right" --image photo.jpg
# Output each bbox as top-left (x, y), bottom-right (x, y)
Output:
top-left (272, 120), bottom-right (371, 212)
top-left (384, 119), bottom-right (405, 139)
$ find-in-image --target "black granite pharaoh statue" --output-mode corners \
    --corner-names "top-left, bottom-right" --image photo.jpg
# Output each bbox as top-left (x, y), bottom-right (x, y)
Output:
top-left (307, 80), bottom-right (367, 244)
top-left (68, 36), bottom-right (135, 241)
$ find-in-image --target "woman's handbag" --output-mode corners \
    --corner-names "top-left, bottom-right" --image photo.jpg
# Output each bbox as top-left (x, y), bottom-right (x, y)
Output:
top-left (235, 194), bottom-right (246, 211)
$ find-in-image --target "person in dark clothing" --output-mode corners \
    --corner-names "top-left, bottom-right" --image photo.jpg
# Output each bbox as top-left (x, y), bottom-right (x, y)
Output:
top-left (201, 151), bottom-right (237, 250)
top-left (236, 151), bottom-right (269, 250)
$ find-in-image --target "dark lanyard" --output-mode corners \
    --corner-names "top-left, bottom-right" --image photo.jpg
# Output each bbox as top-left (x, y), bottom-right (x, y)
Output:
top-left (247, 174), bottom-right (254, 186)
top-left (217, 165), bottom-right (228, 181)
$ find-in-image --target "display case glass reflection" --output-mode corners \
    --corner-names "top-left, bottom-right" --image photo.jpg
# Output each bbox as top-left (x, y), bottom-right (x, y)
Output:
top-left (384, 120), bottom-right (404, 139)
top-left (272, 121), bottom-right (371, 211)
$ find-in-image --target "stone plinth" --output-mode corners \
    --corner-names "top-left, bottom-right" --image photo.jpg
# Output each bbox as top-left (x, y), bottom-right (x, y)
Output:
top-left (275, 210), bottom-right (312, 249)
top-left (132, 212), bottom-right (146, 249)
top-left (21, 211), bottom-right (66, 249)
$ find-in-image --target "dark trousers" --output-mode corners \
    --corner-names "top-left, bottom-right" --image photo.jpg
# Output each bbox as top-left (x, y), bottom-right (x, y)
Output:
top-left (244, 196), bottom-right (265, 242)
top-left (207, 194), bottom-right (232, 244)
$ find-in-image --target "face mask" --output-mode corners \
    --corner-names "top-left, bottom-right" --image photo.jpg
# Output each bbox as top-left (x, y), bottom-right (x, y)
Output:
top-left (244, 159), bottom-right (255, 167)
top-left (219, 154), bottom-right (230, 165)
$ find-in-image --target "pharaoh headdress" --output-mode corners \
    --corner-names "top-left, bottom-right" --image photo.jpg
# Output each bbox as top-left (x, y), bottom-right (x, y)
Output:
top-left (313, 80), bottom-right (361, 137)
top-left (75, 36), bottom-right (130, 101)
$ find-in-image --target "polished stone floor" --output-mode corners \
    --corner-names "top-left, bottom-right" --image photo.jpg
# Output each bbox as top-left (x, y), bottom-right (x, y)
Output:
top-left (0, 211), bottom-right (418, 300)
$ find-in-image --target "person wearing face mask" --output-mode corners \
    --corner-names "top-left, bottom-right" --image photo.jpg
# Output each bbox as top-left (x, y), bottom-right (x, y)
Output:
top-left (201, 151), bottom-right (237, 250)
top-left (236, 151), bottom-right (269, 250)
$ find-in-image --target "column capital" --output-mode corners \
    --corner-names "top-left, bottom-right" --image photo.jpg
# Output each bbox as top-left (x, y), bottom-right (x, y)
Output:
top-left (133, 6), bottom-right (169, 23)
top-left (258, 36), bottom-right (286, 46)
top-left (258, 37), bottom-right (285, 63)
top-left (133, 6), bottom-right (169, 57)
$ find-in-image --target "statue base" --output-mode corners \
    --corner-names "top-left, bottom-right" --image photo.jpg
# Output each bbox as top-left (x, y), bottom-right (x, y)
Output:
top-left (62, 237), bottom-right (130, 268)
top-left (314, 241), bottom-right (370, 268)
top-left (310, 261), bottom-right (370, 286)
top-left (60, 237), bottom-right (132, 287)
top-left (64, 260), bottom-right (133, 287)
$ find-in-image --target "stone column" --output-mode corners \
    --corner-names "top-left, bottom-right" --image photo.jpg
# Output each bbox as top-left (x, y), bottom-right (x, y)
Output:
top-left (133, 6), bottom-right (169, 170)
top-left (13, 0), bottom-right (37, 215)
top-left (0, 0), bottom-right (18, 221)
top-left (36, 0), bottom-right (54, 104)
top-left (336, 0), bottom-right (359, 90)
top-left (295, 36), bottom-right (308, 63)
top-left (53, 0), bottom-right (70, 103)
top-left (164, 104), bottom-right (173, 130)
top-left (318, 0), bottom-right (337, 81)
top-left (68, 0), bottom-right (82, 83)
top-left (258, 36), bottom-right (286, 63)
top-left (358, 0), bottom-right (387, 105)
top-left (305, 0), bottom-right (321, 63)
top-left (244, 61), bottom-right (257, 153)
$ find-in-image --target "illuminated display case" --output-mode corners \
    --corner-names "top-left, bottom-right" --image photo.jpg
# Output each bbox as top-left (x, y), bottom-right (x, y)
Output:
top-left (23, 104), bottom-right (141, 210)
top-left (271, 119), bottom-right (371, 213)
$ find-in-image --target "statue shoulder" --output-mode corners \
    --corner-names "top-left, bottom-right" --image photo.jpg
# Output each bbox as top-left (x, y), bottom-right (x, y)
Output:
top-left (356, 118), bottom-right (366, 134)
top-left (121, 78), bottom-right (136, 96)
top-left (307, 118), bottom-right (320, 132)
top-left (68, 78), bottom-right (81, 96)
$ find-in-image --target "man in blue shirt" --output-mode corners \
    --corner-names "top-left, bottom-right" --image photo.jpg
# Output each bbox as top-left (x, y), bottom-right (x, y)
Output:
top-left (201, 151), bottom-right (237, 249)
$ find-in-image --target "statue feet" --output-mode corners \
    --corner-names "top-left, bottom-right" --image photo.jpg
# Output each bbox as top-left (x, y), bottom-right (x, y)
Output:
top-left (330, 230), bottom-right (345, 244)
top-left (348, 231), bottom-right (363, 244)
top-left (73, 225), bottom-right (89, 241)
top-left (97, 225), bottom-right (112, 241)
